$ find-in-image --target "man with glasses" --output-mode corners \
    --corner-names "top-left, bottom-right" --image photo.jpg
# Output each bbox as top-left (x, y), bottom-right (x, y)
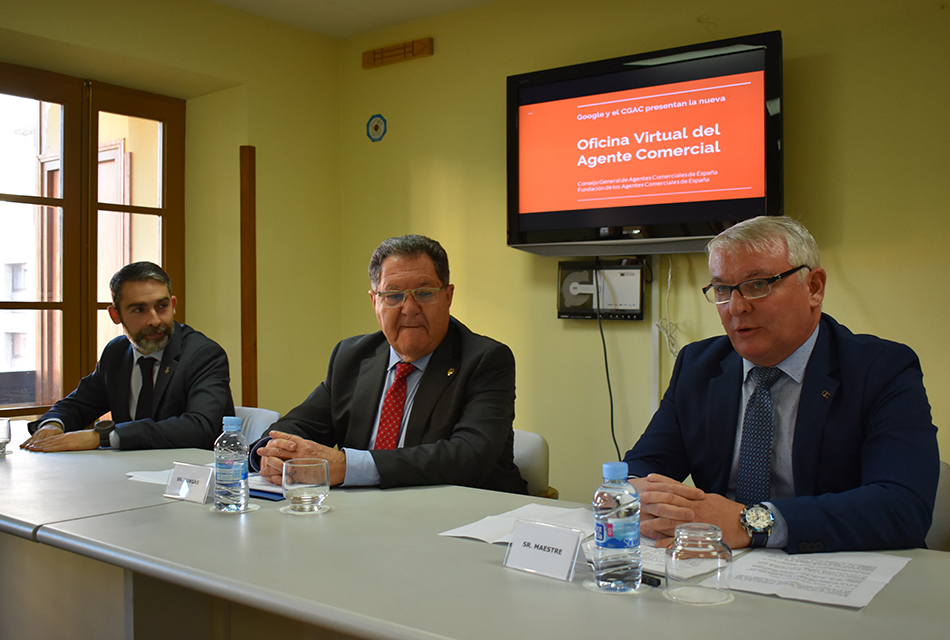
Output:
top-left (623, 216), bottom-right (938, 553)
top-left (251, 235), bottom-right (527, 494)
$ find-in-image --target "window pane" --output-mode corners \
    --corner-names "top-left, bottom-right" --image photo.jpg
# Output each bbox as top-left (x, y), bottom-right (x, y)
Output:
top-left (96, 309), bottom-right (124, 360)
top-left (0, 309), bottom-right (62, 407)
top-left (0, 93), bottom-right (62, 198)
top-left (98, 112), bottom-right (162, 208)
top-left (0, 201), bottom-right (62, 302)
top-left (96, 210), bottom-right (162, 302)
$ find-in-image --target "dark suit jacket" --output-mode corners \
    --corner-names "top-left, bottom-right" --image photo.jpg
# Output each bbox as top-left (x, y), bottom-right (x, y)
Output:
top-left (28, 322), bottom-right (234, 450)
top-left (624, 314), bottom-right (939, 553)
top-left (269, 317), bottom-right (527, 494)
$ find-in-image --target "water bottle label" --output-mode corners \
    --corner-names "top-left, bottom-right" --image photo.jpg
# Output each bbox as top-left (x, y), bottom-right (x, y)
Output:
top-left (216, 459), bottom-right (248, 484)
top-left (595, 518), bottom-right (639, 549)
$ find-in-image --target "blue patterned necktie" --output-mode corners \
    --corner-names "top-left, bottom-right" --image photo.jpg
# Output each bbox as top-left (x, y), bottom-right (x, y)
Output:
top-left (735, 366), bottom-right (782, 506)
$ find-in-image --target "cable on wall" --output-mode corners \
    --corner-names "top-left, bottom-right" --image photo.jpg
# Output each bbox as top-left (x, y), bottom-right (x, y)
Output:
top-left (593, 257), bottom-right (621, 461)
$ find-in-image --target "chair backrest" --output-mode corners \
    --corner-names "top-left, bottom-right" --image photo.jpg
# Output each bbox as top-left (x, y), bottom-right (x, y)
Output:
top-left (235, 406), bottom-right (281, 443)
top-left (926, 460), bottom-right (950, 552)
top-left (513, 429), bottom-right (550, 497)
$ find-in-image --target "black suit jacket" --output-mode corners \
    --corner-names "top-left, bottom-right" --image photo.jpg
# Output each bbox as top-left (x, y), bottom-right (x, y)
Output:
top-left (624, 314), bottom-right (939, 553)
top-left (28, 322), bottom-right (234, 450)
top-left (270, 317), bottom-right (527, 494)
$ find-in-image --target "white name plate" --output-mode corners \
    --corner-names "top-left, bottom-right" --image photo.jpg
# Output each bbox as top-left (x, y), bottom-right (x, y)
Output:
top-left (504, 519), bottom-right (583, 581)
top-left (164, 462), bottom-right (213, 503)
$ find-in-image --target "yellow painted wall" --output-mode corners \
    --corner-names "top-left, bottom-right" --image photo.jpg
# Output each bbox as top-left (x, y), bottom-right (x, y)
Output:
top-left (338, 0), bottom-right (950, 502)
top-left (2, 0), bottom-right (948, 504)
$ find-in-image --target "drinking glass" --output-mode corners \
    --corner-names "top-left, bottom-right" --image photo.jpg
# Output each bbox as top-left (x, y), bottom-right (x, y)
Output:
top-left (665, 523), bottom-right (733, 605)
top-left (280, 458), bottom-right (330, 514)
top-left (0, 418), bottom-right (10, 455)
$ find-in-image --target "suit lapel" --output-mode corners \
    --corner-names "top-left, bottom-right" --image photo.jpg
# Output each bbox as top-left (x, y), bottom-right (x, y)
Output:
top-left (707, 351), bottom-right (743, 494)
top-left (113, 343), bottom-right (136, 422)
top-left (347, 340), bottom-right (390, 447)
top-left (403, 324), bottom-right (459, 447)
top-left (152, 322), bottom-right (183, 417)
top-left (792, 319), bottom-right (838, 496)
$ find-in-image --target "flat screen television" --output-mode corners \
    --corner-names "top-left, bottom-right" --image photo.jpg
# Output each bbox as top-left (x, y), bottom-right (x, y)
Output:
top-left (507, 31), bottom-right (783, 256)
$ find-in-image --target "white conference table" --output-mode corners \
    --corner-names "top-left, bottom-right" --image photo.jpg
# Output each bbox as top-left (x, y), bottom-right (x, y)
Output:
top-left (2, 421), bottom-right (948, 640)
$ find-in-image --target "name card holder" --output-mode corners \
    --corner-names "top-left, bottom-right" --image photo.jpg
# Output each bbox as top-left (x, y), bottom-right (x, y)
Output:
top-left (504, 519), bottom-right (584, 581)
top-left (164, 462), bottom-right (213, 504)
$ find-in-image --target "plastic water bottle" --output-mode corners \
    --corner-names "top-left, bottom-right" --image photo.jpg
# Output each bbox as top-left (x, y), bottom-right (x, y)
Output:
top-left (592, 461), bottom-right (641, 592)
top-left (214, 416), bottom-right (249, 512)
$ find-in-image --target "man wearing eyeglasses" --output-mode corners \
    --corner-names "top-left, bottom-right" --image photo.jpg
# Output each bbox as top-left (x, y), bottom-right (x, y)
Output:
top-left (251, 234), bottom-right (527, 494)
top-left (623, 216), bottom-right (938, 553)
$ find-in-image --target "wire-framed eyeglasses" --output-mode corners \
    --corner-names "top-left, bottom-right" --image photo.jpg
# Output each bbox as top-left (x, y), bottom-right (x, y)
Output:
top-left (702, 265), bottom-right (809, 305)
top-left (372, 287), bottom-right (444, 308)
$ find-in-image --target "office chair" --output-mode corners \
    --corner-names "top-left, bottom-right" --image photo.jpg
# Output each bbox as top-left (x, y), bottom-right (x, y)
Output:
top-left (513, 429), bottom-right (558, 499)
top-left (926, 460), bottom-right (950, 552)
top-left (235, 406), bottom-right (281, 443)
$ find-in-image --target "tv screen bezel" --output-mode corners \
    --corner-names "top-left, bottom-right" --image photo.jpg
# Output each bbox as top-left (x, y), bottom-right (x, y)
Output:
top-left (506, 31), bottom-right (783, 256)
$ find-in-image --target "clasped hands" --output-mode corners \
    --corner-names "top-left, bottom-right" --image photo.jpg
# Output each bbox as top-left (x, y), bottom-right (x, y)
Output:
top-left (631, 473), bottom-right (750, 549)
top-left (257, 430), bottom-right (346, 487)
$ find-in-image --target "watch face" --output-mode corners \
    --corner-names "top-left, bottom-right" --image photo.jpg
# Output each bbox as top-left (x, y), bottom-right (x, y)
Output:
top-left (743, 505), bottom-right (774, 532)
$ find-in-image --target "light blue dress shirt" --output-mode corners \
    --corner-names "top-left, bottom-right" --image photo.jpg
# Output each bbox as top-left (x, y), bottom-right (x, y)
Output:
top-left (731, 324), bottom-right (820, 547)
top-left (341, 349), bottom-right (432, 486)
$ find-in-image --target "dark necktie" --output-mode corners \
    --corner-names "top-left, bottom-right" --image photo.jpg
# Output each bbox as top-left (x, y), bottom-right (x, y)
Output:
top-left (373, 362), bottom-right (416, 450)
top-left (735, 366), bottom-right (782, 506)
top-left (135, 357), bottom-right (156, 420)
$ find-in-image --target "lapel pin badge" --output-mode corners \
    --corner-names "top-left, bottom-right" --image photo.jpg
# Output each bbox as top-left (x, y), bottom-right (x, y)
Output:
top-left (165, 367), bottom-right (170, 374)
top-left (447, 368), bottom-right (455, 377)
top-left (821, 390), bottom-right (831, 399)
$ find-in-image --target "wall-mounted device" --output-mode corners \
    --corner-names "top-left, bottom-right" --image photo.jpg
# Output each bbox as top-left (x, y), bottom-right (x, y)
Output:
top-left (557, 259), bottom-right (643, 320)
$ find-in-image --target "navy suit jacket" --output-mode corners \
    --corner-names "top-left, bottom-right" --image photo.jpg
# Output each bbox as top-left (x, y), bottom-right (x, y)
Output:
top-left (29, 322), bottom-right (234, 450)
top-left (268, 317), bottom-right (527, 494)
top-left (624, 314), bottom-right (939, 553)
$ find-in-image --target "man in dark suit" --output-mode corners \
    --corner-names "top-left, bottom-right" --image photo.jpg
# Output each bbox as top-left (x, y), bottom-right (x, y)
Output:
top-left (624, 216), bottom-right (938, 553)
top-left (21, 262), bottom-right (234, 451)
top-left (253, 235), bottom-right (526, 494)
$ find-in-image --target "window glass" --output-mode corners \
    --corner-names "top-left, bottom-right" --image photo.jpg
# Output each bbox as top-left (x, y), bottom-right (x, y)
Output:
top-left (0, 202), bottom-right (63, 303)
top-left (0, 94), bottom-right (62, 199)
top-left (0, 309), bottom-right (62, 407)
top-left (98, 112), bottom-right (162, 208)
top-left (96, 210), bottom-right (162, 303)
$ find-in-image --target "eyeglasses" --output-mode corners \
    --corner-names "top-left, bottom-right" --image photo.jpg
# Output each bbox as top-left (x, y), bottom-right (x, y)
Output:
top-left (702, 265), bottom-right (809, 305)
top-left (372, 287), bottom-right (444, 308)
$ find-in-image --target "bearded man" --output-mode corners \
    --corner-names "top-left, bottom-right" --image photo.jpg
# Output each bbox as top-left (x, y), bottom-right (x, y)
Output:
top-left (22, 262), bottom-right (234, 451)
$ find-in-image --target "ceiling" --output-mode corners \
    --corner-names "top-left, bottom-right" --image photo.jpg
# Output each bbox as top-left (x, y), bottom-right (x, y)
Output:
top-left (209, 0), bottom-right (496, 40)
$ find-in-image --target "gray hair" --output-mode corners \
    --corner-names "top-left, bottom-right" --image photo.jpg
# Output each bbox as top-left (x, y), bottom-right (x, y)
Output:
top-left (368, 235), bottom-right (450, 290)
top-left (707, 216), bottom-right (821, 280)
top-left (110, 261), bottom-right (173, 305)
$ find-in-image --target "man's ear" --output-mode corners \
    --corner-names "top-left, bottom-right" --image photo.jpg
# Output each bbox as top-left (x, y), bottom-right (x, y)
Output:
top-left (107, 305), bottom-right (121, 326)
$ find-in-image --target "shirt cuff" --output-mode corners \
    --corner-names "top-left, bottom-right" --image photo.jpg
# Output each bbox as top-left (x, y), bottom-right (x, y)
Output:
top-left (340, 448), bottom-right (380, 487)
top-left (764, 501), bottom-right (788, 548)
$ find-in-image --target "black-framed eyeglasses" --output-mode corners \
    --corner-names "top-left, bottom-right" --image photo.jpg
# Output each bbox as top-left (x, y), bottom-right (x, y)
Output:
top-left (702, 265), bottom-right (810, 305)
top-left (372, 287), bottom-right (444, 308)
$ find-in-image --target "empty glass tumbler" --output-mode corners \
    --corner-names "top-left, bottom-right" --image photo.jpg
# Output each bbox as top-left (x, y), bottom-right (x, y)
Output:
top-left (665, 523), bottom-right (733, 605)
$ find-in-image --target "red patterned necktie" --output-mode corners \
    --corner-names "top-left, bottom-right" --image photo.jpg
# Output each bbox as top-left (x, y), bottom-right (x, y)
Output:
top-left (373, 362), bottom-right (415, 450)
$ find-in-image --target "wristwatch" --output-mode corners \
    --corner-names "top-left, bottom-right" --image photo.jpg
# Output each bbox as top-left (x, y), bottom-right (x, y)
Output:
top-left (93, 420), bottom-right (115, 448)
top-left (740, 503), bottom-right (775, 548)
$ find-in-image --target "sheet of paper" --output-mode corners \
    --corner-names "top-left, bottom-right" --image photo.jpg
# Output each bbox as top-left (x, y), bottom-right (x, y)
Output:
top-left (439, 504), bottom-right (594, 544)
top-left (127, 469), bottom-right (173, 485)
top-left (129, 468), bottom-right (281, 497)
top-left (248, 472), bottom-right (282, 494)
top-left (725, 549), bottom-right (911, 608)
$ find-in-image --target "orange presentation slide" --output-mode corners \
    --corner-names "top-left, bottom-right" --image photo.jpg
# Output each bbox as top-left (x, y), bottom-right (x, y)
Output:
top-left (518, 71), bottom-right (765, 214)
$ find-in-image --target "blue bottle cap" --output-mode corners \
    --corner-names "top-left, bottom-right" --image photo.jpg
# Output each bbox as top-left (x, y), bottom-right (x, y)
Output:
top-left (603, 461), bottom-right (629, 480)
top-left (223, 416), bottom-right (242, 431)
